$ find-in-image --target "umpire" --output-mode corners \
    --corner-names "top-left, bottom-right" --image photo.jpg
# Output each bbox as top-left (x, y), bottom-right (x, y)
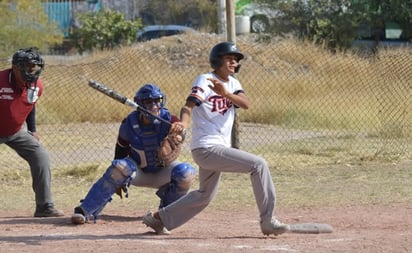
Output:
top-left (0, 48), bottom-right (63, 217)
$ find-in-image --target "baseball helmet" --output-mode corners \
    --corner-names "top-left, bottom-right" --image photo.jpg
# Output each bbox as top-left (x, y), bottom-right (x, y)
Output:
top-left (12, 47), bottom-right (45, 83)
top-left (209, 42), bottom-right (244, 72)
top-left (133, 84), bottom-right (166, 108)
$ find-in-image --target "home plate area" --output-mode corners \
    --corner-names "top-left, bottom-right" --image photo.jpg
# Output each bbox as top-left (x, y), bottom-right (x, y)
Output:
top-left (0, 205), bottom-right (410, 253)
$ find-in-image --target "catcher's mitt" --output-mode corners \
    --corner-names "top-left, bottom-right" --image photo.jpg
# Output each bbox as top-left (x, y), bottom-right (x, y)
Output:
top-left (158, 133), bottom-right (183, 166)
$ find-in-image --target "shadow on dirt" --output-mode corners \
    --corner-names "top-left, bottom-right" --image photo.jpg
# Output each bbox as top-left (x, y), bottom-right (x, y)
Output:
top-left (0, 232), bottom-right (265, 246)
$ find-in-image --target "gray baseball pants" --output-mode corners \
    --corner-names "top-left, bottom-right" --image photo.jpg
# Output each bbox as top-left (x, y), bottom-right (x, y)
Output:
top-left (159, 144), bottom-right (277, 230)
top-left (0, 128), bottom-right (53, 206)
top-left (131, 160), bottom-right (180, 188)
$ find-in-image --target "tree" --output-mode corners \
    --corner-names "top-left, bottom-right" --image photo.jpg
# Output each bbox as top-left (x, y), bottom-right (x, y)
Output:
top-left (69, 8), bottom-right (142, 54)
top-left (352, 0), bottom-right (412, 41)
top-left (0, 0), bottom-right (64, 59)
top-left (263, 0), bottom-right (412, 51)
top-left (265, 0), bottom-right (362, 51)
top-left (141, 0), bottom-right (217, 31)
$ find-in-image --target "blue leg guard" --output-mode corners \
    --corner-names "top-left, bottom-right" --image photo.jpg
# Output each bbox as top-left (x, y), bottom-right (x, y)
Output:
top-left (156, 162), bottom-right (196, 208)
top-left (78, 158), bottom-right (137, 221)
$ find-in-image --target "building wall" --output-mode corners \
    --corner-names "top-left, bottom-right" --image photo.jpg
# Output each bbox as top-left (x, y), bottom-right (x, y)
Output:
top-left (44, 0), bottom-right (140, 38)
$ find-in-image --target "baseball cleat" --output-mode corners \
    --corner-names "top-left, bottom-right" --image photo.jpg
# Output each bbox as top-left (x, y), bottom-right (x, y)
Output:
top-left (71, 206), bottom-right (87, 225)
top-left (142, 211), bottom-right (171, 235)
top-left (34, 204), bottom-right (64, 217)
top-left (261, 219), bottom-right (290, 236)
top-left (71, 213), bottom-right (86, 225)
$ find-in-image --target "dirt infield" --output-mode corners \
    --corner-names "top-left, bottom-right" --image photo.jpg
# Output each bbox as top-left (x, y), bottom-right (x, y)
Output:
top-left (0, 204), bottom-right (410, 253)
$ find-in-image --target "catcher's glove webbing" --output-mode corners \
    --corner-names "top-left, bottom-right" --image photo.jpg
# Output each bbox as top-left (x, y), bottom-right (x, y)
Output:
top-left (157, 133), bottom-right (183, 166)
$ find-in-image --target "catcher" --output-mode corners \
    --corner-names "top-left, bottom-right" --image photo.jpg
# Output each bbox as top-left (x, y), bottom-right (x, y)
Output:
top-left (71, 84), bottom-right (196, 234)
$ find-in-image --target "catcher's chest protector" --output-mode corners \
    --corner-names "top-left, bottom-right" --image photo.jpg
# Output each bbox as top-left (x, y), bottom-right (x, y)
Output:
top-left (125, 110), bottom-right (171, 172)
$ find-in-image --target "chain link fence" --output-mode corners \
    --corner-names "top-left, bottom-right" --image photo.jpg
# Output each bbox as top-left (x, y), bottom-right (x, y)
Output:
top-left (1, 33), bottom-right (411, 171)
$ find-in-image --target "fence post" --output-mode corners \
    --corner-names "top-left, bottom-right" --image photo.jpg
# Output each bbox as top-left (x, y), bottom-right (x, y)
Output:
top-left (225, 0), bottom-right (240, 149)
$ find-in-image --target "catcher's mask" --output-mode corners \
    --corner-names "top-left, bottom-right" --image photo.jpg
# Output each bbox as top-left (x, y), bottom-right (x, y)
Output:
top-left (134, 84), bottom-right (165, 121)
top-left (12, 47), bottom-right (45, 84)
top-left (209, 41), bottom-right (244, 73)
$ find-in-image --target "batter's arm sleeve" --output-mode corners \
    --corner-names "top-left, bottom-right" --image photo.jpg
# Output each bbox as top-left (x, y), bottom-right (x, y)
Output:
top-left (180, 100), bottom-right (196, 129)
top-left (114, 136), bottom-right (130, 159)
top-left (26, 106), bottom-right (37, 133)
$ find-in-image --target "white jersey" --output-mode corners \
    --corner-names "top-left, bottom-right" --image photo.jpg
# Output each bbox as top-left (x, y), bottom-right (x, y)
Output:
top-left (188, 72), bottom-right (244, 149)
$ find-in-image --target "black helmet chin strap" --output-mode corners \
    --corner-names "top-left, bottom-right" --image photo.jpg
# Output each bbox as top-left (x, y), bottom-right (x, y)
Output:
top-left (235, 64), bottom-right (241, 73)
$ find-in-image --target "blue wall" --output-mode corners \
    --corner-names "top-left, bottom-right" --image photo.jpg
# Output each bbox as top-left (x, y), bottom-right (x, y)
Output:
top-left (43, 1), bottom-right (72, 37)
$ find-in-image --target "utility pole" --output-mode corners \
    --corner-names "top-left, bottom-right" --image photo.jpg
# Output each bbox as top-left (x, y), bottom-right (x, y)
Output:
top-left (226, 0), bottom-right (240, 149)
top-left (226, 0), bottom-right (236, 43)
top-left (217, 0), bottom-right (240, 148)
top-left (217, 0), bottom-right (226, 35)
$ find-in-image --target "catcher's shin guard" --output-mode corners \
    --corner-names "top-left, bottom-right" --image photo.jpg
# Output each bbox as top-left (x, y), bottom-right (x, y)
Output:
top-left (157, 162), bottom-right (196, 208)
top-left (78, 158), bottom-right (137, 221)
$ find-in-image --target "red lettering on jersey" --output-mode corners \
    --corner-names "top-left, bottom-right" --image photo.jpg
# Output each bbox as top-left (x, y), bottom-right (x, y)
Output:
top-left (209, 95), bottom-right (232, 115)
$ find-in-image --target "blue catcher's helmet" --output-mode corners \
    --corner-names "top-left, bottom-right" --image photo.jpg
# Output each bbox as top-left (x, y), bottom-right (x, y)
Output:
top-left (133, 84), bottom-right (166, 108)
top-left (12, 47), bottom-right (45, 83)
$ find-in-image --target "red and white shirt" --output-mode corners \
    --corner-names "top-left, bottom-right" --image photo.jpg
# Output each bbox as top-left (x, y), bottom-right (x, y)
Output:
top-left (188, 72), bottom-right (244, 149)
top-left (0, 69), bottom-right (43, 137)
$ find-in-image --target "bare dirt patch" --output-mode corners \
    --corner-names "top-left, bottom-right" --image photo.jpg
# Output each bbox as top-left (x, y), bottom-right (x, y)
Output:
top-left (0, 203), bottom-right (410, 253)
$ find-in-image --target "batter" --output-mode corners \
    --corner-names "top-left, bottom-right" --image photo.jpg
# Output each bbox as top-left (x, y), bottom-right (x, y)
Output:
top-left (143, 42), bottom-right (289, 236)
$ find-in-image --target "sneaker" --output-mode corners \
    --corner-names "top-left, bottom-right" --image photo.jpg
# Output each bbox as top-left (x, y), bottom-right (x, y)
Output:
top-left (71, 206), bottom-right (86, 225)
top-left (142, 211), bottom-right (171, 235)
top-left (34, 204), bottom-right (64, 217)
top-left (260, 219), bottom-right (290, 236)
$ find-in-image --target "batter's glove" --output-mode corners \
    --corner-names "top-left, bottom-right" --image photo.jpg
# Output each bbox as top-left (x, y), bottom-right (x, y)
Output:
top-left (157, 132), bottom-right (183, 167)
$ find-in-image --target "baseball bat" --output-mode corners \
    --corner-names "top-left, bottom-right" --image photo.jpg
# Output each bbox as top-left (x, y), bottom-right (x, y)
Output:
top-left (88, 79), bottom-right (171, 126)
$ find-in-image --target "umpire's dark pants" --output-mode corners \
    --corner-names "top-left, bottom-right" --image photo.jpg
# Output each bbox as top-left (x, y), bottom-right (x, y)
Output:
top-left (0, 128), bottom-right (53, 207)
